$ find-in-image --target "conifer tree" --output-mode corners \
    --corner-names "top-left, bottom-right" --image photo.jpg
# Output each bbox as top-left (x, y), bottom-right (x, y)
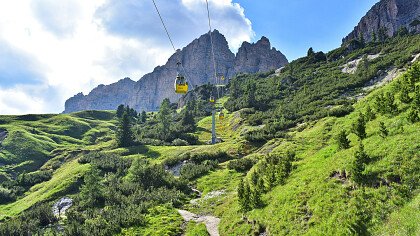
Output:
top-left (79, 168), bottom-right (104, 207)
top-left (352, 113), bottom-right (367, 140)
top-left (399, 84), bottom-right (412, 103)
top-left (365, 105), bottom-right (376, 121)
top-left (384, 92), bottom-right (397, 114)
top-left (379, 121), bottom-right (388, 138)
top-left (116, 110), bottom-right (134, 147)
top-left (116, 104), bottom-right (125, 118)
top-left (250, 187), bottom-right (261, 209)
top-left (140, 111), bottom-right (147, 123)
top-left (158, 98), bottom-right (172, 140)
top-left (336, 130), bottom-right (350, 149)
top-left (238, 179), bottom-right (251, 212)
top-left (407, 107), bottom-right (419, 123)
top-left (351, 143), bottom-right (369, 185)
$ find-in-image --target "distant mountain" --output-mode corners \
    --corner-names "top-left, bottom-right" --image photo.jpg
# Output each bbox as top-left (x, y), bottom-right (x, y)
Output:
top-left (64, 30), bottom-right (288, 113)
top-left (343, 0), bottom-right (420, 44)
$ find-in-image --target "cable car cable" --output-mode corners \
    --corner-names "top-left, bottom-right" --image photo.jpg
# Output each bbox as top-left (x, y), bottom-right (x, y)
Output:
top-left (152, 0), bottom-right (195, 90)
top-left (205, 0), bottom-right (220, 100)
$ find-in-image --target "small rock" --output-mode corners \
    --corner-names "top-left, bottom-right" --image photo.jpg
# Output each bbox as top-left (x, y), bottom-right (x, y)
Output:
top-left (52, 197), bottom-right (73, 217)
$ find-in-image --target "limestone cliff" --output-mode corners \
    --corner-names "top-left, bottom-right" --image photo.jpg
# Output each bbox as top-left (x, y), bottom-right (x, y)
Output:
top-left (343, 0), bottom-right (420, 44)
top-left (64, 30), bottom-right (288, 113)
top-left (234, 36), bottom-right (288, 74)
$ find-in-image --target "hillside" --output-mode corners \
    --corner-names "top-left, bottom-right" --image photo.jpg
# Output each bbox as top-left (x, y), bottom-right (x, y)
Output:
top-left (0, 32), bottom-right (419, 235)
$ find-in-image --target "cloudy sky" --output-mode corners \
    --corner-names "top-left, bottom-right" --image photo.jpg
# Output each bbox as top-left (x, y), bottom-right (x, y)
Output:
top-left (0, 0), bottom-right (378, 115)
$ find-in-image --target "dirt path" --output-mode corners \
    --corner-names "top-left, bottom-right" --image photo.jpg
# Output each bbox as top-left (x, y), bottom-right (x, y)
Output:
top-left (178, 209), bottom-right (220, 236)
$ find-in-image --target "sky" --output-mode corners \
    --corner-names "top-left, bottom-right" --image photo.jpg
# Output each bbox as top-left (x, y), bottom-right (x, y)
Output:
top-left (0, 0), bottom-right (379, 115)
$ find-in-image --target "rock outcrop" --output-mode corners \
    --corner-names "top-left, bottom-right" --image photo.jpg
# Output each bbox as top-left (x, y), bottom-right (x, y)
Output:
top-left (65, 78), bottom-right (135, 113)
top-left (234, 36), bottom-right (288, 74)
top-left (343, 0), bottom-right (420, 44)
top-left (64, 30), bottom-right (288, 113)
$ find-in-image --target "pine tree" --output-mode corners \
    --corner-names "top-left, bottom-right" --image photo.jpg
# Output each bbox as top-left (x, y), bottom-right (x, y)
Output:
top-left (352, 113), bottom-right (367, 140)
top-left (79, 168), bottom-right (104, 207)
top-left (307, 47), bottom-right (315, 57)
top-left (413, 86), bottom-right (420, 109)
top-left (351, 143), bottom-right (369, 185)
top-left (181, 101), bottom-right (196, 132)
top-left (336, 130), bottom-right (350, 149)
top-left (140, 111), bottom-right (147, 123)
top-left (250, 187), bottom-right (261, 209)
top-left (374, 93), bottom-right (386, 114)
top-left (407, 107), bottom-right (419, 123)
top-left (399, 85), bottom-right (412, 104)
top-left (230, 78), bottom-right (240, 99)
top-left (158, 98), bottom-right (172, 140)
top-left (379, 121), bottom-right (388, 138)
top-left (116, 104), bottom-right (125, 118)
top-left (365, 105), bottom-right (376, 121)
top-left (245, 82), bottom-right (256, 107)
top-left (116, 110), bottom-right (134, 147)
top-left (238, 179), bottom-right (251, 212)
top-left (384, 92), bottom-right (397, 114)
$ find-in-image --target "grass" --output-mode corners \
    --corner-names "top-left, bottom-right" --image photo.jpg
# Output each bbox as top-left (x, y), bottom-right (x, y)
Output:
top-left (187, 69), bottom-right (420, 235)
top-left (0, 59), bottom-right (419, 235)
top-left (185, 222), bottom-right (209, 236)
top-left (0, 159), bottom-right (89, 220)
top-left (120, 205), bottom-right (183, 236)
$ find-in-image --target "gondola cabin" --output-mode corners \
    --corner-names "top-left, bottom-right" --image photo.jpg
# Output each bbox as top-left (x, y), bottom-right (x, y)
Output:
top-left (209, 96), bottom-right (215, 103)
top-left (219, 112), bottom-right (224, 119)
top-left (174, 75), bottom-right (188, 94)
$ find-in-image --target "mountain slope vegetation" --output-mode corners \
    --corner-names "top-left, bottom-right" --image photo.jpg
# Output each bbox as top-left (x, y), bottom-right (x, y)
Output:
top-left (0, 34), bottom-right (419, 235)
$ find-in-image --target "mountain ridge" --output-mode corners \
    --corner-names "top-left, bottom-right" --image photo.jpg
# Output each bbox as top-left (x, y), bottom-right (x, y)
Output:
top-left (343, 0), bottom-right (420, 44)
top-left (64, 30), bottom-right (288, 113)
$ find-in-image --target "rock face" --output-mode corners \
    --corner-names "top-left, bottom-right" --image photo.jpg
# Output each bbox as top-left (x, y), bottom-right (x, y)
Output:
top-left (65, 78), bottom-right (136, 113)
top-left (343, 0), bottom-right (420, 44)
top-left (64, 30), bottom-right (288, 113)
top-left (234, 36), bottom-right (288, 74)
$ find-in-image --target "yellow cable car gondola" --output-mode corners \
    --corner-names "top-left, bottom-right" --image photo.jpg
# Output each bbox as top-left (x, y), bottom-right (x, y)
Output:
top-left (174, 62), bottom-right (188, 94)
top-left (174, 74), bottom-right (188, 94)
top-left (219, 112), bottom-right (224, 119)
top-left (209, 96), bottom-right (215, 103)
top-left (221, 75), bottom-right (225, 81)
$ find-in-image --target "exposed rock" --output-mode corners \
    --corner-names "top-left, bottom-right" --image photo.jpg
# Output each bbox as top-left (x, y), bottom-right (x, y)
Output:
top-left (341, 54), bottom-right (381, 74)
top-left (178, 209), bottom-right (221, 236)
top-left (0, 128), bottom-right (7, 145)
top-left (343, 0), bottom-right (420, 45)
top-left (165, 160), bottom-right (188, 177)
top-left (52, 197), bottom-right (73, 217)
top-left (64, 78), bottom-right (135, 113)
top-left (363, 67), bottom-right (402, 91)
top-left (64, 30), bottom-right (288, 113)
top-left (234, 36), bottom-right (288, 74)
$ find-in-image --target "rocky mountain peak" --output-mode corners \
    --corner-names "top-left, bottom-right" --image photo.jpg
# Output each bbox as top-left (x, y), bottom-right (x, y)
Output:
top-left (234, 36), bottom-right (288, 74)
top-left (64, 30), bottom-right (288, 113)
top-left (343, 0), bottom-right (420, 44)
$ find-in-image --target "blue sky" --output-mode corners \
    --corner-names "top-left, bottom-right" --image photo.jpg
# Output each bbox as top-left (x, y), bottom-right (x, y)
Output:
top-left (236, 0), bottom-right (379, 60)
top-left (0, 0), bottom-right (379, 115)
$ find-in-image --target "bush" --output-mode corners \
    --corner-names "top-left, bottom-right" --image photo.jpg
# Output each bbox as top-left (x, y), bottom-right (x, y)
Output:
top-left (180, 160), bottom-right (218, 180)
top-left (172, 138), bottom-right (189, 146)
top-left (228, 158), bottom-right (257, 172)
top-left (0, 187), bottom-right (15, 204)
top-left (17, 170), bottom-right (53, 187)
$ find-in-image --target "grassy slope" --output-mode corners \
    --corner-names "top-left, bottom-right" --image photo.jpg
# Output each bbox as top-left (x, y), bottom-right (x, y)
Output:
top-left (188, 72), bottom-right (419, 235)
top-left (0, 78), bottom-right (418, 234)
top-left (0, 111), bottom-right (116, 219)
top-left (0, 60), bottom-right (419, 235)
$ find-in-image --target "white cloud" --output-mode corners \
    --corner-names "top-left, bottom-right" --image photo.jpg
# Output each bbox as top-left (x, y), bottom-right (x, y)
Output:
top-left (0, 0), bottom-right (253, 115)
